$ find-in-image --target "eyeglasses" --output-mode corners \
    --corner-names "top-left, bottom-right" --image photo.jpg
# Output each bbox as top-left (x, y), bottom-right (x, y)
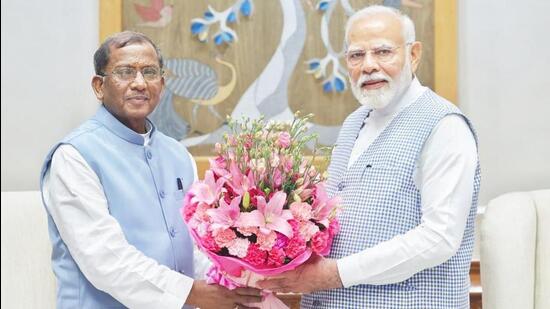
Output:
top-left (100, 66), bottom-right (163, 82)
top-left (345, 43), bottom-right (412, 67)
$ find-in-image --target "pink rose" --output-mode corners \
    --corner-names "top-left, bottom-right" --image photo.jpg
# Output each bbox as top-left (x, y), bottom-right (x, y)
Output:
top-left (267, 247), bottom-right (286, 267)
top-left (214, 229), bottom-right (237, 247)
top-left (244, 244), bottom-right (267, 267)
top-left (311, 230), bottom-right (329, 255)
top-left (284, 236), bottom-right (306, 259)
top-left (277, 132), bottom-right (291, 148)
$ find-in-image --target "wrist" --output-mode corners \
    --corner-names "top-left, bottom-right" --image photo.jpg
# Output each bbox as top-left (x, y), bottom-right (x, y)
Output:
top-left (184, 280), bottom-right (204, 307)
top-left (326, 259), bottom-right (344, 289)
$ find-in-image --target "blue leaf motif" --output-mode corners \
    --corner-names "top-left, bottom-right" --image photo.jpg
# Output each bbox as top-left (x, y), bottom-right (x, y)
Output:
top-left (204, 11), bottom-right (214, 20)
top-left (191, 22), bottom-right (205, 35)
top-left (214, 33), bottom-right (224, 45)
top-left (222, 32), bottom-right (234, 42)
top-left (227, 11), bottom-right (236, 23)
top-left (323, 81), bottom-right (333, 93)
top-left (309, 61), bottom-right (320, 70)
top-left (318, 1), bottom-right (330, 12)
top-left (334, 77), bottom-right (345, 92)
top-left (240, 0), bottom-right (252, 17)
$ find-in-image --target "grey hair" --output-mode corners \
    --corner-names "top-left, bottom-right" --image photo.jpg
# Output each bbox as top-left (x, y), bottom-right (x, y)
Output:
top-left (344, 5), bottom-right (416, 50)
top-left (94, 31), bottom-right (163, 76)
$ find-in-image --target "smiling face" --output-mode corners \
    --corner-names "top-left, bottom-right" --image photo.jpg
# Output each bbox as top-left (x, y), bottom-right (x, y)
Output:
top-left (346, 12), bottom-right (421, 109)
top-left (91, 42), bottom-right (164, 133)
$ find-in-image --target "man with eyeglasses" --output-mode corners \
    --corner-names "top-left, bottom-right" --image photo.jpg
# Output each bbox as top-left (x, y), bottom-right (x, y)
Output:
top-left (40, 31), bottom-right (261, 309)
top-left (259, 5), bottom-right (480, 309)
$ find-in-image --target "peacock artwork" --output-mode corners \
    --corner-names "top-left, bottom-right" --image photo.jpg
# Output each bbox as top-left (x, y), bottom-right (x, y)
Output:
top-left (123, 0), bottom-right (432, 155)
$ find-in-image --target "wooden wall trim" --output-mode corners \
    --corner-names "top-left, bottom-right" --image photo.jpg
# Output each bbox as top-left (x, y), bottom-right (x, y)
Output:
top-left (434, 0), bottom-right (458, 103)
top-left (99, 0), bottom-right (122, 43)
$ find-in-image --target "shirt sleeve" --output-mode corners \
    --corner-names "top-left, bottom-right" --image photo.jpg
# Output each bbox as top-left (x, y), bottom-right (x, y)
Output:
top-left (337, 114), bottom-right (478, 287)
top-left (42, 144), bottom-right (194, 309)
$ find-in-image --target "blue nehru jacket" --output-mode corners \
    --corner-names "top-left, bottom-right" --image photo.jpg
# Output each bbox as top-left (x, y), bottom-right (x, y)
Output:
top-left (302, 90), bottom-right (480, 308)
top-left (40, 105), bottom-right (195, 308)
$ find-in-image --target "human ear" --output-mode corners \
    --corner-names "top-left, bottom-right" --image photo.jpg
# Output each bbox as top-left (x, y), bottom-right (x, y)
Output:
top-left (91, 76), bottom-right (104, 101)
top-left (410, 41), bottom-right (422, 73)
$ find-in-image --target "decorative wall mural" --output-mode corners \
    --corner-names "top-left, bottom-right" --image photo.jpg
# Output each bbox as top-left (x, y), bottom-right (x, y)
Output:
top-left (119, 0), bottom-right (444, 155)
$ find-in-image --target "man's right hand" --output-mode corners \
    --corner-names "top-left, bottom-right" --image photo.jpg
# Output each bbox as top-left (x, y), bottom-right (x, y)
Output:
top-left (185, 280), bottom-right (262, 309)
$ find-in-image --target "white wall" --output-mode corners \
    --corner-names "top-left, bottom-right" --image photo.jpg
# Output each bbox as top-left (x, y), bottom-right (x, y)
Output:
top-left (1, 0), bottom-right (99, 191)
top-left (459, 0), bottom-right (550, 205)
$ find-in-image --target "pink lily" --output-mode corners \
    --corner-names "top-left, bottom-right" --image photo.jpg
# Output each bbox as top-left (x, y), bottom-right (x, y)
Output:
top-left (237, 191), bottom-right (294, 238)
top-left (191, 170), bottom-right (226, 205)
top-left (311, 183), bottom-right (341, 228)
top-left (208, 156), bottom-right (229, 178)
top-left (206, 195), bottom-right (242, 233)
top-left (227, 161), bottom-right (255, 196)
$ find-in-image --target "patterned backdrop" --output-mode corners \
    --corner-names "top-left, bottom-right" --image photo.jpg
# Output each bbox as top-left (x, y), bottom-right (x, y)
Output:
top-left (120, 0), bottom-right (436, 155)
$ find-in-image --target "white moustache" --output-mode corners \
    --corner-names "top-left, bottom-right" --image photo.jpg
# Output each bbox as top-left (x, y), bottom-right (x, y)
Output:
top-left (357, 73), bottom-right (391, 87)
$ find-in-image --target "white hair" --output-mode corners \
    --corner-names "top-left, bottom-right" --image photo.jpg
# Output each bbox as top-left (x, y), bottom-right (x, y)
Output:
top-left (344, 5), bottom-right (416, 49)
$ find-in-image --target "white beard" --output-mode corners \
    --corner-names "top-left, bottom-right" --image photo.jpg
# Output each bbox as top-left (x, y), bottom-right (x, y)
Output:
top-left (350, 59), bottom-right (413, 110)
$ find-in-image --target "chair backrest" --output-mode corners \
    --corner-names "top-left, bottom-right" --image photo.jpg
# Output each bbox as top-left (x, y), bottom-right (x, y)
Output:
top-left (480, 189), bottom-right (550, 309)
top-left (1, 191), bottom-right (56, 309)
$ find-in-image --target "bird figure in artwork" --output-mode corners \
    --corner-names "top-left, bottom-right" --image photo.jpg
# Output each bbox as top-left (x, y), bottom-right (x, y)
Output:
top-left (134, 0), bottom-right (173, 28)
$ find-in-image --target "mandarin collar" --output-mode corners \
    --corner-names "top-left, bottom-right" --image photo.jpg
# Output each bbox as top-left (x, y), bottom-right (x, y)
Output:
top-left (94, 105), bottom-right (156, 146)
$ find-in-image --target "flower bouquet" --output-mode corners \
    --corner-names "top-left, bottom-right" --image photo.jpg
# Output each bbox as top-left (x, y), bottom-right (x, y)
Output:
top-left (181, 114), bottom-right (341, 308)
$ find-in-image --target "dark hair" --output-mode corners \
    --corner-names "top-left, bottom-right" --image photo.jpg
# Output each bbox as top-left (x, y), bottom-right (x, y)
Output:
top-left (93, 31), bottom-right (163, 75)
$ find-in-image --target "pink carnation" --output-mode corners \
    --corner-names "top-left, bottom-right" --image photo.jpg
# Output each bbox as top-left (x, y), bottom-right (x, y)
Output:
top-left (274, 232), bottom-right (289, 249)
top-left (284, 236), bottom-right (306, 259)
top-left (201, 233), bottom-right (221, 252)
top-left (288, 219), bottom-right (300, 234)
top-left (237, 226), bottom-right (258, 236)
top-left (244, 244), bottom-right (267, 267)
top-left (214, 229), bottom-right (237, 247)
top-left (257, 231), bottom-right (277, 251)
top-left (311, 230), bottom-right (329, 255)
top-left (299, 220), bottom-right (320, 242)
top-left (290, 202), bottom-right (312, 221)
top-left (182, 193), bottom-right (197, 222)
top-left (328, 220), bottom-right (340, 237)
top-left (228, 238), bottom-right (250, 258)
top-left (267, 247), bottom-right (286, 267)
top-left (277, 132), bottom-right (291, 148)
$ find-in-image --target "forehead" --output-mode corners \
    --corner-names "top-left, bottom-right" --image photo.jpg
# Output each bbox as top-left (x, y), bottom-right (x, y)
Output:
top-left (107, 42), bottom-right (159, 68)
top-left (347, 13), bottom-right (404, 48)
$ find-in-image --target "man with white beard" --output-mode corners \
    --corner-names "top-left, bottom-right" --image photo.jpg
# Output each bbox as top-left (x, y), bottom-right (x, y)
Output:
top-left (259, 5), bottom-right (480, 309)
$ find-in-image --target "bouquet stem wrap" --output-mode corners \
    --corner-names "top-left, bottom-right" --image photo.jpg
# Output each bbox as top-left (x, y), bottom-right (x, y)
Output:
top-left (206, 266), bottom-right (288, 309)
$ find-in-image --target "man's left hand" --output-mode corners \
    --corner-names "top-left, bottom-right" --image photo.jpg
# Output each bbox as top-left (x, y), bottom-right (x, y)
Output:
top-left (257, 255), bottom-right (343, 293)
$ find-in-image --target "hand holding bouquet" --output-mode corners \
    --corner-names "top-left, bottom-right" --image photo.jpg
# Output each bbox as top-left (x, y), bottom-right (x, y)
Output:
top-left (181, 114), bottom-right (341, 308)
